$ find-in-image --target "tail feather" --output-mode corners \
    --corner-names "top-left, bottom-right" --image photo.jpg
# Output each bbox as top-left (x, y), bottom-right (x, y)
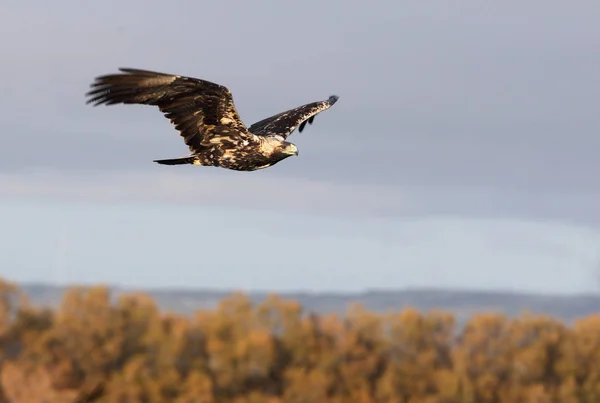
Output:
top-left (153, 156), bottom-right (197, 165)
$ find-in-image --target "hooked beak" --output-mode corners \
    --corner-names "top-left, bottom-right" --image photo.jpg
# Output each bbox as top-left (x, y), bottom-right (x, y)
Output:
top-left (287, 144), bottom-right (299, 156)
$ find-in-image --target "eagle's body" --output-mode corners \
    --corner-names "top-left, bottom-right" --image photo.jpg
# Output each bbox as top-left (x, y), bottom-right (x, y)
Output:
top-left (85, 68), bottom-right (339, 171)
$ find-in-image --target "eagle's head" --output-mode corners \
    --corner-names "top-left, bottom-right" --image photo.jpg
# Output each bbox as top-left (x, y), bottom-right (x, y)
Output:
top-left (267, 142), bottom-right (299, 164)
top-left (280, 142), bottom-right (299, 157)
top-left (268, 141), bottom-right (298, 159)
top-left (259, 138), bottom-right (299, 164)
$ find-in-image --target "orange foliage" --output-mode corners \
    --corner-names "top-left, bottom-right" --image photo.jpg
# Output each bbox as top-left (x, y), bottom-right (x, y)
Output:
top-left (0, 277), bottom-right (599, 402)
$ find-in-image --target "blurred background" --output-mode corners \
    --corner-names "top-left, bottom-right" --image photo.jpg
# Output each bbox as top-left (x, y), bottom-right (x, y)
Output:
top-left (2, 0), bottom-right (600, 401)
top-left (2, 0), bottom-right (600, 296)
top-left (0, 0), bottom-right (600, 293)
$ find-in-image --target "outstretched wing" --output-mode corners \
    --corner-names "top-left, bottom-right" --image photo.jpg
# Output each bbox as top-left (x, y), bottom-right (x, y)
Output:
top-left (248, 95), bottom-right (339, 139)
top-left (85, 68), bottom-right (254, 154)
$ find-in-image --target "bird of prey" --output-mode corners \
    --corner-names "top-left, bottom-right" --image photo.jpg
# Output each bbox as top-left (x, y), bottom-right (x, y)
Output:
top-left (85, 68), bottom-right (339, 171)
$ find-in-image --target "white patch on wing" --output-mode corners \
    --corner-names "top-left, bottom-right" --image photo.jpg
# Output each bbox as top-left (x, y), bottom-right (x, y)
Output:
top-left (208, 136), bottom-right (228, 144)
top-left (220, 117), bottom-right (234, 125)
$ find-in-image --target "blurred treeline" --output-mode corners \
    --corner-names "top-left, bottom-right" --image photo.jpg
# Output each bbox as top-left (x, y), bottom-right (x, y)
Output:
top-left (0, 278), bottom-right (599, 402)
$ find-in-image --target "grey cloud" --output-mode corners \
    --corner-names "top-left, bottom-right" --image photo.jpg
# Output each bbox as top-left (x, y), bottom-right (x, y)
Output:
top-left (0, 170), bottom-right (412, 216)
top-left (2, 170), bottom-right (600, 231)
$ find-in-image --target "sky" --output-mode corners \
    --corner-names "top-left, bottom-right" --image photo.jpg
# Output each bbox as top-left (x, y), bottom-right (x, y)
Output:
top-left (1, 0), bottom-right (600, 294)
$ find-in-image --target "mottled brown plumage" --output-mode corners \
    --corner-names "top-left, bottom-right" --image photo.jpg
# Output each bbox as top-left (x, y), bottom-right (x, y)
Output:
top-left (86, 68), bottom-right (339, 171)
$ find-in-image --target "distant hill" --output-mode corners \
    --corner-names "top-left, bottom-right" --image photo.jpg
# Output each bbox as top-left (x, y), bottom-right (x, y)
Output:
top-left (16, 282), bottom-right (600, 326)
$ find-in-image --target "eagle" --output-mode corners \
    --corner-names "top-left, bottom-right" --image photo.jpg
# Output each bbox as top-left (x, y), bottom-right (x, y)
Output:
top-left (85, 68), bottom-right (339, 171)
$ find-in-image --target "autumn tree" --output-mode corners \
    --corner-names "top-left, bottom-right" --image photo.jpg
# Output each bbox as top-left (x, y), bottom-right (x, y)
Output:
top-left (0, 276), bottom-right (599, 402)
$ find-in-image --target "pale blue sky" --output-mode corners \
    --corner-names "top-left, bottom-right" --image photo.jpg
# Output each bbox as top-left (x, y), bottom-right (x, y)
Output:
top-left (1, 198), bottom-right (600, 293)
top-left (1, 0), bottom-right (600, 293)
